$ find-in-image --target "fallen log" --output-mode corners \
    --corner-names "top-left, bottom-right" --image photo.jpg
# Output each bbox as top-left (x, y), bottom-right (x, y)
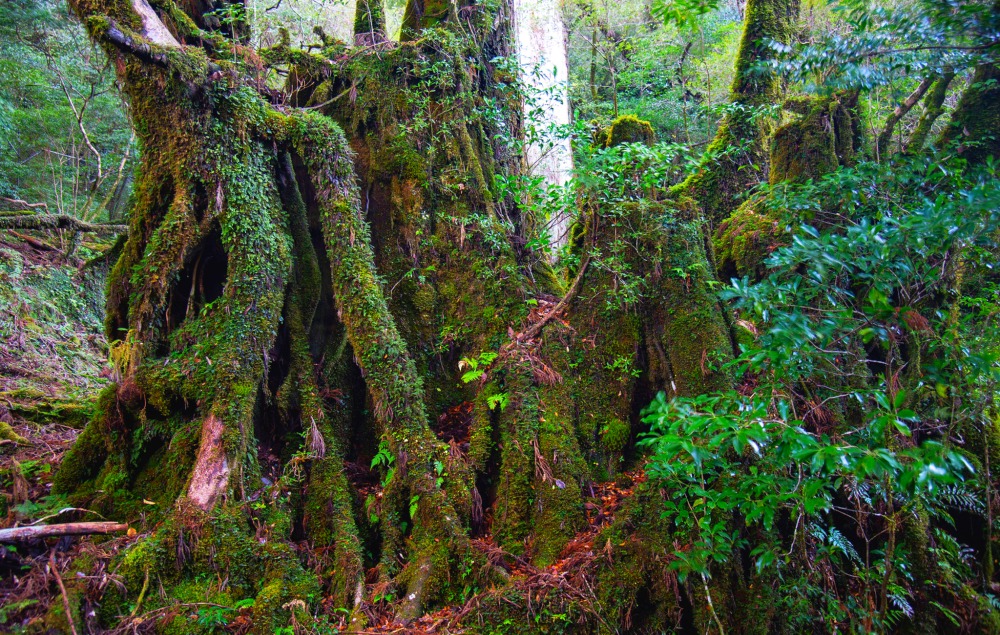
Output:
top-left (0, 213), bottom-right (127, 234)
top-left (0, 522), bottom-right (128, 542)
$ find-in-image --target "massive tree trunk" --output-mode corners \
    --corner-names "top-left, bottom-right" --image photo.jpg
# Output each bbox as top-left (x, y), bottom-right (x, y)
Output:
top-left (47, 0), bottom-right (851, 631)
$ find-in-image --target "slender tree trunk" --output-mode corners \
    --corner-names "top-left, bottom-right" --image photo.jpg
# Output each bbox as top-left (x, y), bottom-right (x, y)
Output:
top-left (876, 76), bottom-right (933, 159)
top-left (673, 0), bottom-right (801, 225)
top-left (904, 69), bottom-right (954, 154)
top-left (354, 0), bottom-right (387, 45)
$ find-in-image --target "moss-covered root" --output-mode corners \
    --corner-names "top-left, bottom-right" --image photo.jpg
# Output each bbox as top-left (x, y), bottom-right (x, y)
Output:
top-left (672, 0), bottom-right (801, 224)
top-left (939, 63), bottom-right (1000, 165)
top-left (491, 359), bottom-right (588, 565)
top-left (283, 112), bottom-right (468, 618)
top-left (54, 0), bottom-right (294, 516)
top-left (0, 420), bottom-right (27, 444)
top-left (279, 153), bottom-right (366, 616)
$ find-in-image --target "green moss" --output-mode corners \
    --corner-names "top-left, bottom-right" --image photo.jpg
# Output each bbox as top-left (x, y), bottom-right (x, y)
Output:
top-left (939, 63), bottom-right (1000, 164)
top-left (714, 197), bottom-right (784, 280)
top-left (906, 72), bottom-right (955, 153)
top-left (532, 350), bottom-right (588, 565)
top-left (492, 369), bottom-right (537, 554)
top-left (0, 420), bottom-right (26, 444)
top-left (604, 114), bottom-right (656, 147)
top-left (52, 385), bottom-right (115, 496)
top-left (600, 418), bottom-right (630, 453)
top-left (770, 94), bottom-right (860, 185)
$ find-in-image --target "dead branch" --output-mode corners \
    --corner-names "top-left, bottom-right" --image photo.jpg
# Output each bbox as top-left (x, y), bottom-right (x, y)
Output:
top-left (8, 231), bottom-right (58, 251)
top-left (50, 551), bottom-right (80, 635)
top-left (2, 197), bottom-right (48, 211)
top-left (0, 213), bottom-right (127, 234)
top-left (518, 253), bottom-right (590, 343)
top-left (0, 522), bottom-right (129, 542)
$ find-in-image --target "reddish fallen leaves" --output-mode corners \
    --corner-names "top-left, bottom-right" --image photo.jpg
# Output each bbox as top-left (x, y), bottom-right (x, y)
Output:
top-left (350, 470), bottom-right (646, 634)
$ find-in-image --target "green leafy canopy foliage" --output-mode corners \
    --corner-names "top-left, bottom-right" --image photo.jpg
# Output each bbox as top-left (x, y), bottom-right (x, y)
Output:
top-left (764, 0), bottom-right (1000, 91)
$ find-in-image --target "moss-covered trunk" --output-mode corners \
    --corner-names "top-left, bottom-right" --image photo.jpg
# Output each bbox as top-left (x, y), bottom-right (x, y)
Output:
top-left (47, 0), bottom-right (791, 631)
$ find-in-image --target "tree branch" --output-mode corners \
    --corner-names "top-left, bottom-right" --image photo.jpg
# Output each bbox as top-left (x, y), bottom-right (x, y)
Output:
top-left (2, 197), bottom-right (48, 211)
top-left (103, 21), bottom-right (171, 67)
top-left (877, 76), bottom-right (933, 158)
top-left (905, 70), bottom-right (955, 154)
top-left (0, 522), bottom-right (128, 542)
top-left (0, 213), bottom-right (127, 234)
top-left (518, 252), bottom-right (590, 342)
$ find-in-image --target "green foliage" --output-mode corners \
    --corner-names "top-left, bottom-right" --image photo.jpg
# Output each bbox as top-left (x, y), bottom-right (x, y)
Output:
top-left (641, 390), bottom-right (971, 572)
top-left (371, 438), bottom-right (396, 487)
top-left (459, 351), bottom-right (499, 384)
top-left (0, 0), bottom-right (133, 216)
top-left (564, 0), bottom-right (741, 145)
top-left (650, 0), bottom-right (721, 29)
top-left (767, 0), bottom-right (1000, 92)
top-left (643, 151), bottom-right (1000, 628)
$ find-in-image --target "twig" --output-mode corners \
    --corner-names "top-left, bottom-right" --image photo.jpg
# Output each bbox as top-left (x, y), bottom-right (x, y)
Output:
top-left (876, 76), bottom-right (933, 158)
top-left (25, 507), bottom-right (108, 526)
top-left (50, 551), bottom-right (80, 635)
top-left (1, 197), bottom-right (48, 211)
top-left (518, 253), bottom-right (590, 342)
top-left (130, 568), bottom-right (150, 617)
top-left (0, 521), bottom-right (129, 542)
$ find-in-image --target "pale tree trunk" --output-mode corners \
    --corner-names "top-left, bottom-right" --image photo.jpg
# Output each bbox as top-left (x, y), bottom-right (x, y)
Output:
top-left (513, 0), bottom-right (575, 251)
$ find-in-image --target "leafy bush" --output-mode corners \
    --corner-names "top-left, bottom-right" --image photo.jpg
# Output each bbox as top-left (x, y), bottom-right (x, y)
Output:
top-left (641, 155), bottom-right (1000, 629)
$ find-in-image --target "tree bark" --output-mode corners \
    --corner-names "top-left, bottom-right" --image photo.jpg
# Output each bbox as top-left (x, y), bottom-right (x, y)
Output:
top-left (939, 63), bottom-right (1000, 164)
top-left (0, 522), bottom-right (128, 542)
top-left (904, 70), bottom-right (954, 154)
top-left (876, 76), bottom-right (933, 158)
top-left (49, 0), bottom-right (756, 630)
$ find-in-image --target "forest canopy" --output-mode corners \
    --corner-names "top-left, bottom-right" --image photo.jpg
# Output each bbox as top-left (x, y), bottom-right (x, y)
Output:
top-left (0, 0), bottom-right (999, 633)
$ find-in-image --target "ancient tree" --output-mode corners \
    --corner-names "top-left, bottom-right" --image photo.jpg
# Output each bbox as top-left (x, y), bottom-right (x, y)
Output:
top-left (46, 0), bottom-right (999, 632)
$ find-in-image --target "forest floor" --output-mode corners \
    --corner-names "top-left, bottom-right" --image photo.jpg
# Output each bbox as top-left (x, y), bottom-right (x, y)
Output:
top-left (0, 231), bottom-right (113, 628)
top-left (0, 233), bottom-right (643, 633)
